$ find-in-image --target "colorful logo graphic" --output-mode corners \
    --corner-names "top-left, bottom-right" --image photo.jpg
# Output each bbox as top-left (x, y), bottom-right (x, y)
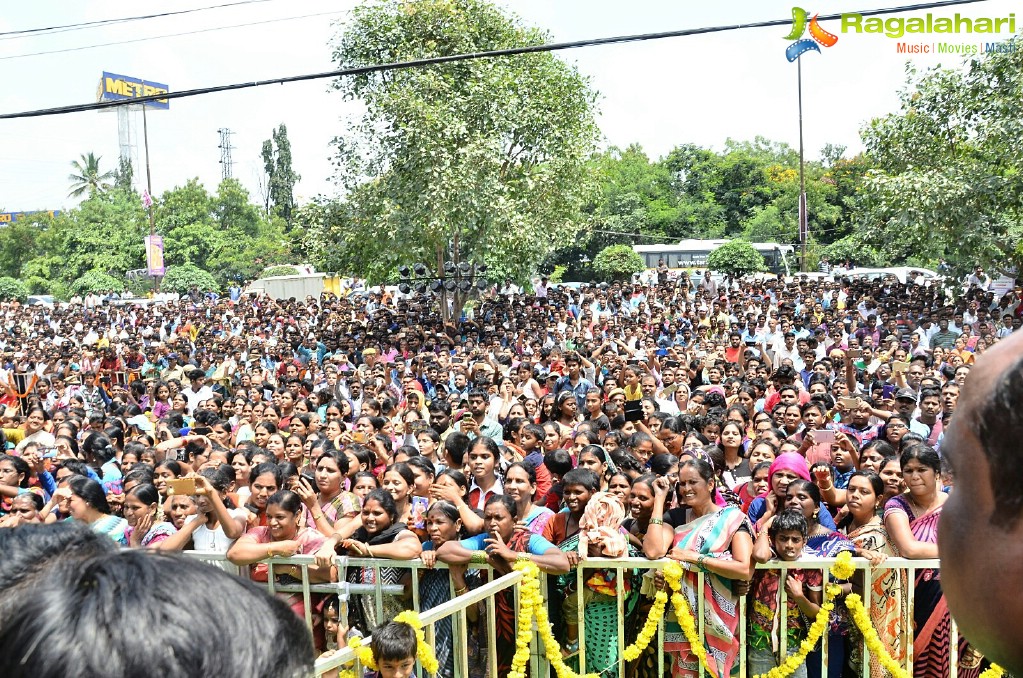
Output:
top-left (784, 7), bottom-right (839, 61)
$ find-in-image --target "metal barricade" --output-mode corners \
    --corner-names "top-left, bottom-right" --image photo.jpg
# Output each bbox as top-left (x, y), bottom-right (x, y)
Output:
top-left (181, 550), bottom-right (959, 678)
top-left (312, 568), bottom-right (525, 678)
top-left (569, 556), bottom-right (949, 678)
top-left (181, 551), bottom-right (551, 678)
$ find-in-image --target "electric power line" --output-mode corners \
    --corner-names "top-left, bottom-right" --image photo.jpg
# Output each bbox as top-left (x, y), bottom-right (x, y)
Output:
top-left (0, 0), bottom-right (285, 39)
top-left (0, 0), bottom-right (994, 120)
top-left (0, 10), bottom-right (343, 61)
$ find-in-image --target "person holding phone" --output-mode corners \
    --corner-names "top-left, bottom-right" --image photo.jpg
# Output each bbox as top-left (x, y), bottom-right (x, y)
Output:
top-left (294, 449), bottom-right (360, 537)
top-left (162, 468), bottom-right (248, 560)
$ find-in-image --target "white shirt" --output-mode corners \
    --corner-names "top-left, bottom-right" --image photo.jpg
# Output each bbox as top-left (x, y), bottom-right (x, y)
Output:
top-left (182, 384), bottom-right (216, 415)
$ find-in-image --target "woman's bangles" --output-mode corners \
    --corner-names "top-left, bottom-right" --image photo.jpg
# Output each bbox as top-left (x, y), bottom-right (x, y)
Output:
top-left (470, 550), bottom-right (489, 565)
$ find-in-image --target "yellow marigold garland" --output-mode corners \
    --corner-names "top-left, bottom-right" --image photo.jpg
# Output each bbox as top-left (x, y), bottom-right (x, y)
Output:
top-left (979, 665), bottom-right (1005, 678)
top-left (843, 593), bottom-right (910, 678)
top-left (348, 635), bottom-right (377, 671)
top-left (831, 551), bottom-right (857, 580)
top-left (344, 550), bottom-right (989, 678)
top-left (511, 560), bottom-right (600, 678)
top-left (621, 588), bottom-right (668, 661)
top-left (393, 610), bottom-right (441, 675)
top-left (662, 561), bottom-right (715, 673)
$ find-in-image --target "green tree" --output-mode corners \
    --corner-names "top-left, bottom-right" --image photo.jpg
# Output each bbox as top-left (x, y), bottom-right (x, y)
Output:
top-left (156, 178), bottom-right (292, 284)
top-left (577, 145), bottom-right (682, 263)
top-left (162, 264), bottom-right (219, 293)
top-left (261, 265), bottom-right (300, 277)
top-left (261, 124), bottom-right (300, 223)
top-left (0, 277), bottom-right (28, 301)
top-left (859, 42), bottom-right (1023, 273)
top-left (592, 244), bottom-right (643, 282)
top-left (69, 270), bottom-right (125, 296)
top-left (706, 240), bottom-right (766, 277)
top-left (311, 0), bottom-right (599, 288)
top-left (821, 235), bottom-right (884, 268)
top-left (68, 152), bottom-right (115, 198)
top-left (114, 157), bottom-right (134, 193)
top-left (61, 192), bottom-right (148, 280)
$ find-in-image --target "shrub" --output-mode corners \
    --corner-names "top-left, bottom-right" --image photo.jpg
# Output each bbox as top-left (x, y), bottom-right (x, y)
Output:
top-left (592, 244), bottom-right (644, 282)
top-left (161, 264), bottom-right (220, 293)
top-left (261, 265), bottom-right (301, 277)
top-left (0, 277), bottom-right (28, 301)
top-left (706, 240), bottom-right (766, 278)
top-left (69, 270), bottom-right (125, 297)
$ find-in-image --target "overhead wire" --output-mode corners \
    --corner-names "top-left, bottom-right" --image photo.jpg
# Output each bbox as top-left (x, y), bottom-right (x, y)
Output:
top-left (0, 0), bottom-right (994, 120)
top-left (0, 0), bottom-right (285, 39)
top-left (0, 10), bottom-right (344, 61)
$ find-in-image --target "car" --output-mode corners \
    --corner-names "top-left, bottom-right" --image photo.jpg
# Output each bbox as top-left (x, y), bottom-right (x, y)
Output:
top-left (26, 295), bottom-right (54, 307)
top-left (844, 267), bottom-right (941, 285)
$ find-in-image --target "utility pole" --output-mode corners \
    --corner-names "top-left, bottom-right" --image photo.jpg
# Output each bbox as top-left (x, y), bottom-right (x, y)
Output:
top-left (218, 128), bottom-right (235, 181)
top-left (797, 58), bottom-right (808, 273)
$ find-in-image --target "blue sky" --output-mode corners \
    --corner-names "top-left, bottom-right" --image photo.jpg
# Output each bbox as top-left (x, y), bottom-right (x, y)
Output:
top-left (0, 0), bottom-right (1016, 211)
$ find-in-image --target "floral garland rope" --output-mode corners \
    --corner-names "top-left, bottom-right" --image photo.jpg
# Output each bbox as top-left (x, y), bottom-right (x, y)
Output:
top-left (343, 552), bottom-right (1000, 678)
top-left (341, 610), bottom-right (440, 677)
top-left (835, 551), bottom-right (1004, 678)
top-left (618, 559), bottom-right (836, 678)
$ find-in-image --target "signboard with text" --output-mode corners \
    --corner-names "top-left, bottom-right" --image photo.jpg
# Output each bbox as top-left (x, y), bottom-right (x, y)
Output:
top-left (98, 72), bottom-right (170, 109)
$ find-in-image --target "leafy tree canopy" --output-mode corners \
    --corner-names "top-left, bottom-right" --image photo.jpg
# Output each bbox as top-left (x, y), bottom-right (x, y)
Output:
top-left (70, 270), bottom-right (125, 297)
top-left (162, 264), bottom-right (220, 293)
top-left (859, 40), bottom-right (1023, 275)
top-left (592, 244), bottom-right (644, 282)
top-left (706, 240), bottom-right (766, 278)
top-left (0, 277), bottom-right (28, 301)
top-left (306, 0), bottom-right (600, 284)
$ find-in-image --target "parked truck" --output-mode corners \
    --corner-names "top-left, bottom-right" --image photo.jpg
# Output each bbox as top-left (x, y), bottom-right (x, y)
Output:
top-left (244, 272), bottom-right (341, 300)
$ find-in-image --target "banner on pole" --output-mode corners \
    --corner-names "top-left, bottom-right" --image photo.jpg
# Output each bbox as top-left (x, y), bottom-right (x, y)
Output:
top-left (145, 235), bottom-right (165, 276)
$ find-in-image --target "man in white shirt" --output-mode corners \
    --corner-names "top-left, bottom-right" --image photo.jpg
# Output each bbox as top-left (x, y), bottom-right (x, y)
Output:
top-left (181, 369), bottom-right (215, 416)
top-left (773, 332), bottom-right (805, 372)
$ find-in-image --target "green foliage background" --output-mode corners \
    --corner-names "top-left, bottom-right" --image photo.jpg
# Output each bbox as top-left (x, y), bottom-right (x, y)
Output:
top-left (706, 240), bottom-right (767, 278)
top-left (5, 8), bottom-right (1018, 293)
top-left (592, 244), bottom-right (644, 282)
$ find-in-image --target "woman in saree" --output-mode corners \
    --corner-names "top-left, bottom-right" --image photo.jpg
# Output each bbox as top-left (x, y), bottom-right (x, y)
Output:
top-left (838, 470), bottom-right (905, 678)
top-left (644, 457), bottom-right (754, 678)
top-left (504, 461), bottom-right (554, 536)
top-left (315, 488), bottom-right (422, 635)
top-left (884, 445), bottom-right (979, 678)
top-left (66, 475), bottom-right (128, 545)
top-left (438, 493), bottom-right (569, 677)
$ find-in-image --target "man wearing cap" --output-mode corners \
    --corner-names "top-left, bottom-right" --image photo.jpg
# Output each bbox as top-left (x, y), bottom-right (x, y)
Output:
top-left (886, 388), bottom-right (930, 437)
top-left (161, 353), bottom-right (186, 385)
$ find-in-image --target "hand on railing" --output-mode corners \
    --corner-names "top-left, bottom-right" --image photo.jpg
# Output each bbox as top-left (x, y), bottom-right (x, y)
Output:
top-left (858, 548), bottom-right (887, 567)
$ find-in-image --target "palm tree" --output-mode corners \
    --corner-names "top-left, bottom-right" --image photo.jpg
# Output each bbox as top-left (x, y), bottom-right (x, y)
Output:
top-left (68, 152), bottom-right (116, 198)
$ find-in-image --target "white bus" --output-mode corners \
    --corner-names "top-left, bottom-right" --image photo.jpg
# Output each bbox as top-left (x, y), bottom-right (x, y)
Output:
top-left (633, 239), bottom-right (795, 278)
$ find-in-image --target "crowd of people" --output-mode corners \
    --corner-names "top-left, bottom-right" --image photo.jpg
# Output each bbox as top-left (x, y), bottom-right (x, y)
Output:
top-left (0, 266), bottom-right (1017, 678)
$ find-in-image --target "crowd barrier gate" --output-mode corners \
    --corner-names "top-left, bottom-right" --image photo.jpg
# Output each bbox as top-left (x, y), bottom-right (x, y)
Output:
top-left (180, 551), bottom-right (959, 678)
